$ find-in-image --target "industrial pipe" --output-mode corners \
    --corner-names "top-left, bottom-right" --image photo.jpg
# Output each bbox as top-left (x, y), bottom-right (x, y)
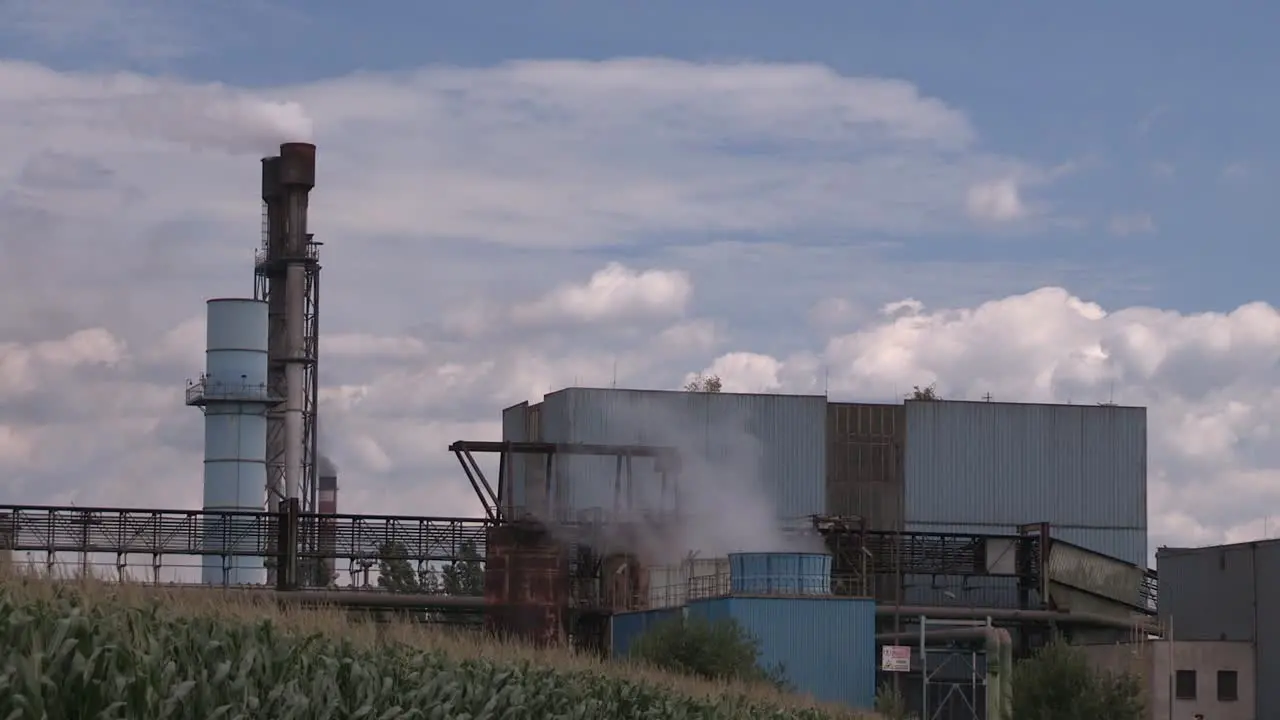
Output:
top-left (877, 605), bottom-right (1160, 635)
top-left (273, 590), bottom-right (489, 609)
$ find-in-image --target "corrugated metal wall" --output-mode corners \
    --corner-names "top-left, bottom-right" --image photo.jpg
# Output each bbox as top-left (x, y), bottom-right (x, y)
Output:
top-left (500, 401), bottom-right (543, 517)
top-left (826, 403), bottom-right (904, 531)
top-left (904, 400), bottom-right (1147, 564)
top-left (539, 388), bottom-right (827, 520)
top-left (687, 597), bottom-right (877, 709)
top-left (610, 608), bottom-right (683, 658)
top-left (500, 402), bottom-right (528, 513)
top-left (1158, 542), bottom-right (1280, 719)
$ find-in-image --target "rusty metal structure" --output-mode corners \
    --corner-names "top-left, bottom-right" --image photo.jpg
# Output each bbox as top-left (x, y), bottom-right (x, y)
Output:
top-left (484, 522), bottom-right (568, 646)
top-left (0, 499), bottom-right (1159, 655)
top-left (452, 440), bottom-right (685, 648)
top-left (256, 143), bottom-right (322, 588)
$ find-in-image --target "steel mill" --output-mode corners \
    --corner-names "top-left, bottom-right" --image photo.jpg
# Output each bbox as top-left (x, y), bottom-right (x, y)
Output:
top-left (0, 143), bottom-right (1182, 718)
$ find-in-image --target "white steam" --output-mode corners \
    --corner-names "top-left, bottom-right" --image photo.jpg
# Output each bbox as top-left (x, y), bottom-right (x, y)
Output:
top-left (111, 83), bottom-right (313, 155)
top-left (534, 395), bottom-right (827, 565)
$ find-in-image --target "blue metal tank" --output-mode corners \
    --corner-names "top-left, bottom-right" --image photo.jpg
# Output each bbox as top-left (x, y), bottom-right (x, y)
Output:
top-left (729, 552), bottom-right (832, 595)
top-left (187, 298), bottom-right (274, 586)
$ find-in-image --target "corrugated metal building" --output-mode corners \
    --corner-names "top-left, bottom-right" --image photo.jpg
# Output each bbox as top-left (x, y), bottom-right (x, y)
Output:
top-left (1158, 541), bottom-right (1277, 719)
top-left (502, 391), bottom-right (1149, 601)
top-left (900, 400), bottom-right (1147, 607)
top-left (504, 388), bottom-right (827, 523)
top-left (500, 401), bottom-right (545, 517)
top-left (904, 400), bottom-right (1148, 565)
top-left (610, 599), bottom-right (877, 709)
top-left (610, 607), bottom-right (683, 658)
top-left (826, 402), bottom-right (904, 531)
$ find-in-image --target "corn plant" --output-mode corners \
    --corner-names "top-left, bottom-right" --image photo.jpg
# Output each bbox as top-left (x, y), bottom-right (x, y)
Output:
top-left (0, 585), bottom-right (871, 719)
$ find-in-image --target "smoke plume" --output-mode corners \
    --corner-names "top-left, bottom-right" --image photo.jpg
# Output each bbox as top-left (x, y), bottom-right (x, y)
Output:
top-left (112, 82), bottom-right (313, 155)
top-left (533, 395), bottom-right (827, 565)
top-left (317, 453), bottom-right (338, 479)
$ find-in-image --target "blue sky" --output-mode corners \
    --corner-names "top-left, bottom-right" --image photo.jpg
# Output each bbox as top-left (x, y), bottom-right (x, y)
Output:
top-left (4, 1), bottom-right (1280, 549)
top-left (4, 0), bottom-right (1274, 315)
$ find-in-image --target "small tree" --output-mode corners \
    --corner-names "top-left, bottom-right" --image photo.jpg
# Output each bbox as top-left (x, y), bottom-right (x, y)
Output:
top-left (1009, 640), bottom-right (1144, 720)
top-left (376, 541), bottom-right (442, 593)
top-left (441, 540), bottom-right (484, 596)
top-left (628, 615), bottom-right (789, 690)
top-left (909, 383), bottom-right (940, 400)
top-left (684, 374), bottom-right (723, 393)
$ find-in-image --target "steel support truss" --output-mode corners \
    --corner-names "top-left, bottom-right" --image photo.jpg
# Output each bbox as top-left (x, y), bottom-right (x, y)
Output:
top-left (0, 504), bottom-right (494, 588)
top-left (448, 440), bottom-right (682, 523)
top-left (814, 516), bottom-right (1156, 615)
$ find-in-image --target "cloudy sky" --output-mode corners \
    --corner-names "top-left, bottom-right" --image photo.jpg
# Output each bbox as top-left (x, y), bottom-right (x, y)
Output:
top-left (1, 0), bottom-right (1278, 566)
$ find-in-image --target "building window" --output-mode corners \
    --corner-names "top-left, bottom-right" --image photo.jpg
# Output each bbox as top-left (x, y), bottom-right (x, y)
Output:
top-left (1175, 670), bottom-right (1197, 700)
top-left (1217, 670), bottom-right (1239, 701)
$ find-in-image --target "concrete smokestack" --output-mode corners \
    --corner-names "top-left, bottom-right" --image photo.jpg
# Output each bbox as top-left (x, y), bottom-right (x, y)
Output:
top-left (317, 454), bottom-right (337, 585)
top-left (256, 142), bottom-right (322, 587)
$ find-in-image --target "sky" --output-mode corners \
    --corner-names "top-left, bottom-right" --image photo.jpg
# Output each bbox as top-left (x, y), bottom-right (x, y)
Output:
top-left (1, 0), bottom-right (1279, 576)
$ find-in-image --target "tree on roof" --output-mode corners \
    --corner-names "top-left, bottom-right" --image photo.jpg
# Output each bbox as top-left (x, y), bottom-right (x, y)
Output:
top-left (684, 374), bottom-right (723, 392)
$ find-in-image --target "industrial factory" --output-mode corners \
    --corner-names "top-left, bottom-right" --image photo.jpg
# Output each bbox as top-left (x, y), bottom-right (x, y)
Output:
top-left (0, 143), bottom-right (1247, 718)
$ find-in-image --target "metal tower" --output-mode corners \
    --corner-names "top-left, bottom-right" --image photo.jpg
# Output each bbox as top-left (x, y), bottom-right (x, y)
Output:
top-left (255, 143), bottom-right (321, 585)
top-left (185, 298), bottom-right (274, 585)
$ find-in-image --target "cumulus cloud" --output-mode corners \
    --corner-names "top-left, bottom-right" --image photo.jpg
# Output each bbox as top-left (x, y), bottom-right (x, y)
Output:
top-left (0, 56), bottom-right (1263, 580)
top-left (965, 178), bottom-right (1025, 222)
top-left (512, 263), bottom-right (692, 325)
top-left (693, 288), bottom-right (1280, 551)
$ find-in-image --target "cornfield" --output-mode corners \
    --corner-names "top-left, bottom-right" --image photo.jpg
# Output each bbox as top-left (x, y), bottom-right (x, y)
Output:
top-left (0, 578), bottom-right (871, 719)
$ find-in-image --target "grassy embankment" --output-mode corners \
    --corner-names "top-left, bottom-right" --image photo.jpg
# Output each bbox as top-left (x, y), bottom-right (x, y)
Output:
top-left (0, 574), bottom-right (874, 719)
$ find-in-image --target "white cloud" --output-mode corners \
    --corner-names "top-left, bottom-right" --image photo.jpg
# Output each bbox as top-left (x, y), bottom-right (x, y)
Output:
top-left (965, 178), bottom-right (1026, 222)
top-left (0, 55), bottom-right (1265, 577)
top-left (694, 288), bottom-right (1280, 551)
top-left (1108, 212), bottom-right (1156, 237)
top-left (512, 262), bottom-right (692, 325)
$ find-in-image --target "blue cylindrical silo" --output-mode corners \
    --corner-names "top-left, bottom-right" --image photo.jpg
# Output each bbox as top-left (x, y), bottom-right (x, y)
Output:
top-left (191, 298), bottom-right (273, 586)
top-left (729, 552), bottom-right (833, 596)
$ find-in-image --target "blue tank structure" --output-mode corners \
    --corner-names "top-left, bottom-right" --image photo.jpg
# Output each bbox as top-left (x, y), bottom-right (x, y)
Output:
top-left (729, 551), bottom-right (833, 595)
top-left (612, 551), bottom-right (876, 710)
top-left (185, 298), bottom-right (275, 586)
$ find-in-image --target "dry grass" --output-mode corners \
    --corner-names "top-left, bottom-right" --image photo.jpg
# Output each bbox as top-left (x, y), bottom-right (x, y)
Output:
top-left (0, 568), bottom-right (874, 718)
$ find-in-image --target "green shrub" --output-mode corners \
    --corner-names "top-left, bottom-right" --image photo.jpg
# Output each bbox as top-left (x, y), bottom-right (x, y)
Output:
top-left (0, 583), bottom-right (866, 719)
top-left (873, 681), bottom-right (915, 720)
top-left (1009, 640), bottom-right (1144, 720)
top-left (628, 615), bottom-right (791, 691)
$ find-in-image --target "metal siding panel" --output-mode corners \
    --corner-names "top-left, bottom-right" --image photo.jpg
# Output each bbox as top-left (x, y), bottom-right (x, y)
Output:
top-left (707, 392), bottom-right (827, 520)
top-left (501, 402), bottom-right (528, 512)
top-left (1157, 545), bottom-right (1257, 642)
top-left (1047, 540), bottom-right (1144, 607)
top-left (688, 597), bottom-right (877, 709)
top-left (540, 389), bottom-right (672, 518)
top-left (903, 574), bottom-right (1027, 609)
top-left (647, 565), bottom-right (687, 609)
top-left (540, 388), bottom-right (825, 520)
top-left (904, 400), bottom-right (1147, 540)
top-left (826, 403), bottom-right (905, 531)
top-left (1254, 543), bottom-right (1280, 720)
top-left (610, 608), bottom-right (683, 658)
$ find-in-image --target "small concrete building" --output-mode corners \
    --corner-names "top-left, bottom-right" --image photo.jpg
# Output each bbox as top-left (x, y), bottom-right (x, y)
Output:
top-left (1077, 640), bottom-right (1255, 720)
top-left (1158, 539), bottom-right (1280, 719)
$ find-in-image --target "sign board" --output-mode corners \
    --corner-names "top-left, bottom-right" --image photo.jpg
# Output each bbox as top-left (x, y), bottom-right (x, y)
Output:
top-left (881, 645), bottom-right (911, 672)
